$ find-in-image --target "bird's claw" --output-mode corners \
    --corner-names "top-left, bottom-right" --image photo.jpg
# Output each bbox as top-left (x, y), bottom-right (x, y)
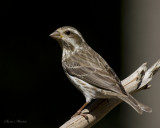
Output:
top-left (71, 111), bottom-right (89, 119)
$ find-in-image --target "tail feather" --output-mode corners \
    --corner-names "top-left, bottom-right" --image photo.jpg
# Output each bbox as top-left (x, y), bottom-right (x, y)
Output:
top-left (121, 94), bottom-right (152, 114)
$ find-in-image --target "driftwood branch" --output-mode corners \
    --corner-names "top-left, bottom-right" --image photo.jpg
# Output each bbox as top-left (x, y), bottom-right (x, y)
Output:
top-left (60, 59), bottom-right (160, 128)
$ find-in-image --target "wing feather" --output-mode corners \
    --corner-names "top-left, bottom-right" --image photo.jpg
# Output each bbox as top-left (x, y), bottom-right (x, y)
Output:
top-left (62, 48), bottom-right (127, 95)
top-left (63, 60), bottom-right (126, 95)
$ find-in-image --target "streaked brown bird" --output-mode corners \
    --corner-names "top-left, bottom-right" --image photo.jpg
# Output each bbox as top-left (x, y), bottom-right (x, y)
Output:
top-left (50, 26), bottom-right (152, 116)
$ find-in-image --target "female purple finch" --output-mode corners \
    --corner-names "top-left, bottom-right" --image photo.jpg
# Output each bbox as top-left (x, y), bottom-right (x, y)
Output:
top-left (50, 26), bottom-right (152, 116)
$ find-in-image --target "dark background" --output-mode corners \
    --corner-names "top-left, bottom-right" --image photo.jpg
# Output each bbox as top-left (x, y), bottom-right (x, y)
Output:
top-left (0, 0), bottom-right (122, 127)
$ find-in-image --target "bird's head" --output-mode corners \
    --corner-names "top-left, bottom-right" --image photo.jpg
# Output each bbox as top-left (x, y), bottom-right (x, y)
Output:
top-left (50, 26), bottom-right (86, 51)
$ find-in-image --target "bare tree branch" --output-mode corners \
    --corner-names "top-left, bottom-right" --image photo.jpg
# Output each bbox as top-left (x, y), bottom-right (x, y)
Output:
top-left (60, 59), bottom-right (160, 128)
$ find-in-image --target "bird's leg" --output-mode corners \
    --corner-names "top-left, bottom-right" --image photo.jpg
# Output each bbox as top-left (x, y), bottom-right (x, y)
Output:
top-left (72, 102), bottom-right (89, 118)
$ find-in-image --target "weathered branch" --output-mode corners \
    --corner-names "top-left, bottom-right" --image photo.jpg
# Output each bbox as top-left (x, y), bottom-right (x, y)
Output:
top-left (60, 59), bottom-right (160, 128)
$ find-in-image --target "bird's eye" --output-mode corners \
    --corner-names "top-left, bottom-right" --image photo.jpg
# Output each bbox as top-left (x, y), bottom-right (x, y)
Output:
top-left (65, 30), bottom-right (71, 35)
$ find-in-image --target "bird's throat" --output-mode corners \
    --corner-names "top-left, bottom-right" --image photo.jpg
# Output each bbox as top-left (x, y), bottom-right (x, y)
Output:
top-left (62, 48), bottom-right (73, 60)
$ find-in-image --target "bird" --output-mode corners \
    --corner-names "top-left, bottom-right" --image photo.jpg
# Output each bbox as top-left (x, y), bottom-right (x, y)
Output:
top-left (49, 26), bottom-right (152, 116)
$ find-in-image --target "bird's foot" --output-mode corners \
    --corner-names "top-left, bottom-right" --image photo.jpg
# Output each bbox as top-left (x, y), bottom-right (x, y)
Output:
top-left (71, 110), bottom-right (89, 119)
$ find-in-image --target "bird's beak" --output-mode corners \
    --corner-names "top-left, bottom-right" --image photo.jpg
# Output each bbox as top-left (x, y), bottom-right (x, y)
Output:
top-left (49, 31), bottom-right (63, 39)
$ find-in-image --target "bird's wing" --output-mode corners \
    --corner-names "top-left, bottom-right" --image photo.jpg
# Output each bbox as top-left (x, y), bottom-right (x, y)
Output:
top-left (63, 59), bottom-right (127, 95)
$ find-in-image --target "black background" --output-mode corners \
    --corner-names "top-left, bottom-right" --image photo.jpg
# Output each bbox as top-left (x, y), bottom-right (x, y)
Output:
top-left (0, 0), bottom-right (122, 127)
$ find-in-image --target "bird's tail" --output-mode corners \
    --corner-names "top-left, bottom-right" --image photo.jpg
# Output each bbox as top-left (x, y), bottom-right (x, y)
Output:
top-left (121, 94), bottom-right (152, 114)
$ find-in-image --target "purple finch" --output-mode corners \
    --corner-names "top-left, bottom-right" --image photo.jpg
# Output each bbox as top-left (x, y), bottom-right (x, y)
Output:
top-left (50, 26), bottom-right (152, 116)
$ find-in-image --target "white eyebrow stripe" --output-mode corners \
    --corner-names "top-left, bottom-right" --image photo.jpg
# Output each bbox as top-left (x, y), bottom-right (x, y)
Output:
top-left (70, 29), bottom-right (85, 42)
